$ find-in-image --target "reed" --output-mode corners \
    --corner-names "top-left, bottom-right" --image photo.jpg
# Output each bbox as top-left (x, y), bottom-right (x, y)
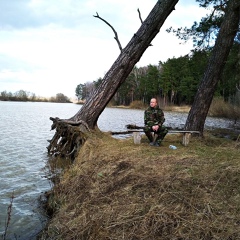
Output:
top-left (2, 191), bottom-right (15, 240)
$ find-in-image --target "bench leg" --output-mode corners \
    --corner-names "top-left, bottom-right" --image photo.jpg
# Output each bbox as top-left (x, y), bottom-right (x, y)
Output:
top-left (133, 132), bottom-right (141, 144)
top-left (182, 133), bottom-right (191, 146)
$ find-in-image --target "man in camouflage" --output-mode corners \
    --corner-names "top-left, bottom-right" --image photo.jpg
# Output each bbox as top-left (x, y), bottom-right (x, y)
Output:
top-left (144, 98), bottom-right (168, 146)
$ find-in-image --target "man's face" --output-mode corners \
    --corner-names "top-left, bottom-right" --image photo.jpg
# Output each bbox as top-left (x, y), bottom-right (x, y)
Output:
top-left (150, 99), bottom-right (157, 108)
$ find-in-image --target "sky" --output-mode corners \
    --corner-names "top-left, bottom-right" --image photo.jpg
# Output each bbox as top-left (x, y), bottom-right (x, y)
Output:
top-left (0, 0), bottom-right (209, 99)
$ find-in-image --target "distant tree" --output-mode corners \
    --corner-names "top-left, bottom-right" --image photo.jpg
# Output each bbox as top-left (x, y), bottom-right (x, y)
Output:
top-left (178, 51), bottom-right (210, 104)
top-left (56, 93), bottom-right (71, 103)
top-left (93, 78), bottom-right (103, 89)
top-left (0, 91), bottom-right (8, 101)
top-left (116, 71), bottom-right (136, 105)
top-left (85, 82), bottom-right (96, 100)
top-left (131, 66), bottom-right (142, 100)
top-left (29, 93), bottom-right (37, 101)
top-left (145, 65), bottom-right (161, 101)
top-left (15, 90), bottom-right (28, 101)
top-left (161, 57), bottom-right (190, 104)
top-left (174, 56), bottom-right (194, 104)
top-left (75, 82), bottom-right (96, 101)
top-left (137, 66), bottom-right (149, 103)
top-left (219, 41), bottom-right (240, 100)
top-left (75, 83), bottom-right (85, 101)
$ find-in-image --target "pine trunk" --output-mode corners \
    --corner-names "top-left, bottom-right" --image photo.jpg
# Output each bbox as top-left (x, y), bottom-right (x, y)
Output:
top-left (185, 0), bottom-right (240, 135)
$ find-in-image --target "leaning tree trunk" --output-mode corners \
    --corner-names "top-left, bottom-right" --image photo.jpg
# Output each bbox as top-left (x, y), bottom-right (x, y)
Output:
top-left (47, 0), bottom-right (179, 159)
top-left (71, 0), bottom-right (179, 128)
top-left (184, 0), bottom-right (240, 135)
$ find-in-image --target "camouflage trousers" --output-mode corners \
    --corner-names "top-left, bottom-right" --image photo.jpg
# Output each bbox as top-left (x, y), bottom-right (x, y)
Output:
top-left (144, 125), bottom-right (168, 144)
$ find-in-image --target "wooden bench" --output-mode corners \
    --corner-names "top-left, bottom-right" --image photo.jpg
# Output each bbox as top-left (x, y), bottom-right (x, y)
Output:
top-left (167, 130), bottom-right (200, 146)
top-left (111, 129), bottom-right (200, 146)
top-left (129, 130), bottom-right (200, 146)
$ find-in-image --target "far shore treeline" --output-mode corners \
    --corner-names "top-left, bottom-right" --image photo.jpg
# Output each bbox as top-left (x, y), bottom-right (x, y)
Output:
top-left (76, 47), bottom-right (240, 108)
top-left (0, 91), bottom-right (71, 103)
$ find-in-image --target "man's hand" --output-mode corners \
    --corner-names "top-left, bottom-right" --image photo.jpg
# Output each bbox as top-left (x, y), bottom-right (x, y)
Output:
top-left (152, 125), bottom-right (159, 131)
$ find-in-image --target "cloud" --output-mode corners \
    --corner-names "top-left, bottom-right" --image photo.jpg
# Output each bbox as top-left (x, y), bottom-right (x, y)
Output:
top-left (0, 0), bottom-right (209, 98)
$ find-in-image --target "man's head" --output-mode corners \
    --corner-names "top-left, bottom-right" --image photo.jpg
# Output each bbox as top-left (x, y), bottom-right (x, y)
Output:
top-left (150, 98), bottom-right (157, 108)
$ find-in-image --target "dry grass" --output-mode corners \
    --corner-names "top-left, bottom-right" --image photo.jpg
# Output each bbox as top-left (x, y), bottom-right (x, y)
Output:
top-left (129, 101), bottom-right (147, 109)
top-left (209, 98), bottom-right (240, 121)
top-left (39, 132), bottom-right (240, 240)
top-left (163, 105), bottom-right (191, 113)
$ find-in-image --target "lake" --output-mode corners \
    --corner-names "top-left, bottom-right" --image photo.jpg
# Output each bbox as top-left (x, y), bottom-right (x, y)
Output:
top-left (0, 101), bottom-right (233, 239)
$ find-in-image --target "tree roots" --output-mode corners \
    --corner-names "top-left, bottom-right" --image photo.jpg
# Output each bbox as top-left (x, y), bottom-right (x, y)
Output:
top-left (47, 117), bottom-right (90, 160)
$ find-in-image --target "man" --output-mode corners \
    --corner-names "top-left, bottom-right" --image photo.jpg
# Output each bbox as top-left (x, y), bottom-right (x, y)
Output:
top-left (144, 98), bottom-right (168, 147)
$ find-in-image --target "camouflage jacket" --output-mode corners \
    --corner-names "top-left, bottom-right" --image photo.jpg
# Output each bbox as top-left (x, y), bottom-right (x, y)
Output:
top-left (144, 106), bottom-right (165, 127)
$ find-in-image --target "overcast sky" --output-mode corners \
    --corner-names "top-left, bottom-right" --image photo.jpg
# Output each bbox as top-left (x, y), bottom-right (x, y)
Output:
top-left (0, 0), bottom-right (209, 99)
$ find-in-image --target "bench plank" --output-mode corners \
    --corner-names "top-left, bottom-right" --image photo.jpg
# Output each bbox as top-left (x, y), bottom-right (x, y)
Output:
top-left (112, 129), bottom-right (200, 146)
top-left (168, 130), bottom-right (200, 134)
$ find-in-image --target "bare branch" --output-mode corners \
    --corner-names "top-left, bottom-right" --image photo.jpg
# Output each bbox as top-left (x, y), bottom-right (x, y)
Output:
top-left (137, 8), bottom-right (143, 24)
top-left (137, 9), bottom-right (152, 46)
top-left (93, 12), bottom-right (122, 52)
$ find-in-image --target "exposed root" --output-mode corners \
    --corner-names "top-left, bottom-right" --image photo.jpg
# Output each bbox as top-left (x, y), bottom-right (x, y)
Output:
top-left (47, 117), bottom-right (90, 160)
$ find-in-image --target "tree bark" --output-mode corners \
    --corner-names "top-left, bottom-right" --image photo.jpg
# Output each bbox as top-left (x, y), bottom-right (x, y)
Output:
top-left (70, 0), bottom-right (179, 129)
top-left (48, 0), bottom-right (179, 158)
top-left (184, 0), bottom-right (240, 135)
